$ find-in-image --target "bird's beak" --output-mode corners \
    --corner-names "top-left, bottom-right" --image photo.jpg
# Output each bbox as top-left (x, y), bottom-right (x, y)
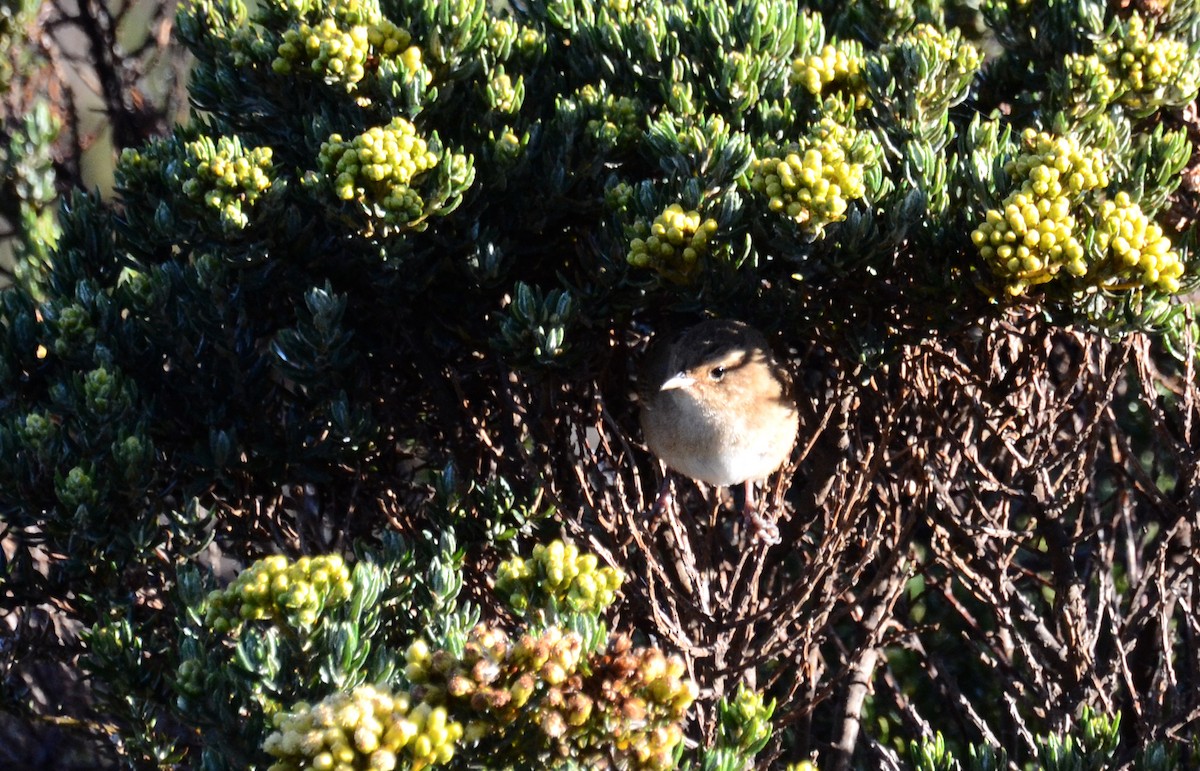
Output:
top-left (659, 372), bottom-right (694, 391)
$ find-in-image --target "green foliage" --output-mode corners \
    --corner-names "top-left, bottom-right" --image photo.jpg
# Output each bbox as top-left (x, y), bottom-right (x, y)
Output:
top-left (0, 100), bottom-right (60, 283)
top-left (496, 281), bottom-right (578, 368)
top-left (965, 743), bottom-right (1009, 771)
top-left (695, 684), bottom-right (776, 770)
top-left (898, 710), bottom-right (1120, 771)
top-left (147, 534), bottom-right (699, 770)
top-left (909, 732), bottom-right (956, 771)
top-left (1036, 707), bottom-right (1121, 771)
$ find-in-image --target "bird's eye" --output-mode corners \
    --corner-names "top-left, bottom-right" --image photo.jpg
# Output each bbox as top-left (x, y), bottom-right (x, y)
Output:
top-left (710, 366), bottom-right (726, 381)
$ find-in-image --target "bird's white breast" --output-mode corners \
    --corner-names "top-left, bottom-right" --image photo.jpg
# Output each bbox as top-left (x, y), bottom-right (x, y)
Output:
top-left (641, 388), bottom-right (796, 487)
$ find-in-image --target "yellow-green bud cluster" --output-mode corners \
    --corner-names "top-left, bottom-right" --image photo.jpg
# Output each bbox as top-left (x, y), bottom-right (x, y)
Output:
top-left (894, 22), bottom-right (982, 74)
top-left (487, 69), bottom-right (523, 114)
top-left (872, 23), bottom-right (981, 120)
top-left (406, 626), bottom-right (696, 770)
top-left (749, 119), bottom-right (867, 234)
top-left (178, 137), bottom-right (274, 231)
top-left (626, 204), bottom-right (719, 285)
top-left (18, 411), bottom-right (55, 450)
top-left (1063, 53), bottom-right (1120, 109)
top-left (272, 15), bottom-right (423, 95)
top-left (487, 18), bottom-right (516, 52)
top-left (274, 20), bottom-right (370, 86)
top-left (116, 145), bottom-right (157, 182)
top-left (269, 0), bottom-right (375, 25)
top-left (317, 117), bottom-right (439, 226)
top-left (55, 465), bottom-right (95, 509)
top-left (175, 659), bottom-right (205, 697)
top-left (1094, 192), bottom-right (1184, 293)
top-left (485, 17), bottom-right (543, 60)
top-left (264, 685), bottom-right (462, 771)
top-left (494, 539), bottom-right (624, 616)
top-left (491, 129), bottom-right (524, 165)
top-left (720, 684), bottom-right (775, 755)
top-left (1004, 130), bottom-right (1109, 195)
top-left (605, 181), bottom-right (635, 214)
top-left (48, 303), bottom-right (94, 358)
top-left (1095, 13), bottom-right (1200, 112)
top-left (972, 191), bottom-right (1084, 292)
top-left (577, 84), bottom-right (643, 149)
top-left (790, 41), bottom-right (867, 107)
top-left (204, 554), bottom-right (351, 633)
top-left (973, 130), bottom-right (1109, 295)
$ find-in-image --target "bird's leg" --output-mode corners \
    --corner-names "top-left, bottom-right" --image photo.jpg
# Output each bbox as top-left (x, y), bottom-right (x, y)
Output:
top-left (742, 481), bottom-right (781, 545)
top-left (651, 473), bottom-right (675, 517)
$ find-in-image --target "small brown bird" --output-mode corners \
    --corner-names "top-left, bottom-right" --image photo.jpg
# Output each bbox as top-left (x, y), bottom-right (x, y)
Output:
top-left (639, 319), bottom-right (799, 544)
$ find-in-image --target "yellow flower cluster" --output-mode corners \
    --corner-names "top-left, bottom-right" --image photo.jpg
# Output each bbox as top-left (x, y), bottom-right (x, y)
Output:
top-left (749, 119), bottom-right (867, 234)
top-left (974, 129), bottom-right (1183, 295)
top-left (790, 41), bottom-right (867, 106)
top-left (973, 130), bottom-right (1109, 294)
top-left (494, 539), bottom-right (624, 616)
top-left (1095, 192), bottom-right (1184, 293)
top-left (406, 625), bottom-right (696, 770)
top-left (318, 117), bottom-right (439, 224)
top-left (405, 625), bottom-right (585, 742)
top-left (584, 633), bottom-right (697, 769)
top-left (627, 203), bottom-right (719, 284)
top-left (264, 685), bottom-right (462, 771)
top-left (204, 554), bottom-right (351, 633)
top-left (178, 137), bottom-right (274, 231)
top-left (271, 13), bottom-right (423, 94)
top-left (1097, 13), bottom-right (1200, 111)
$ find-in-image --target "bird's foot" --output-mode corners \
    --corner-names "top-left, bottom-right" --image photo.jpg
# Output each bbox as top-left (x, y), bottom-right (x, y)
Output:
top-left (650, 478), bottom-right (675, 518)
top-left (743, 507), bottom-right (781, 545)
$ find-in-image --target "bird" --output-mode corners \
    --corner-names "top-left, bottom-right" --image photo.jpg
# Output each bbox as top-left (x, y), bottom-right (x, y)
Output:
top-left (638, 319), bottom-right (799, 544)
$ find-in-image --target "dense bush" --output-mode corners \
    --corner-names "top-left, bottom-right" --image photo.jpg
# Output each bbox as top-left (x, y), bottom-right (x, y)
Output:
top-left (2, 0), bottom-right (1200, 768)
